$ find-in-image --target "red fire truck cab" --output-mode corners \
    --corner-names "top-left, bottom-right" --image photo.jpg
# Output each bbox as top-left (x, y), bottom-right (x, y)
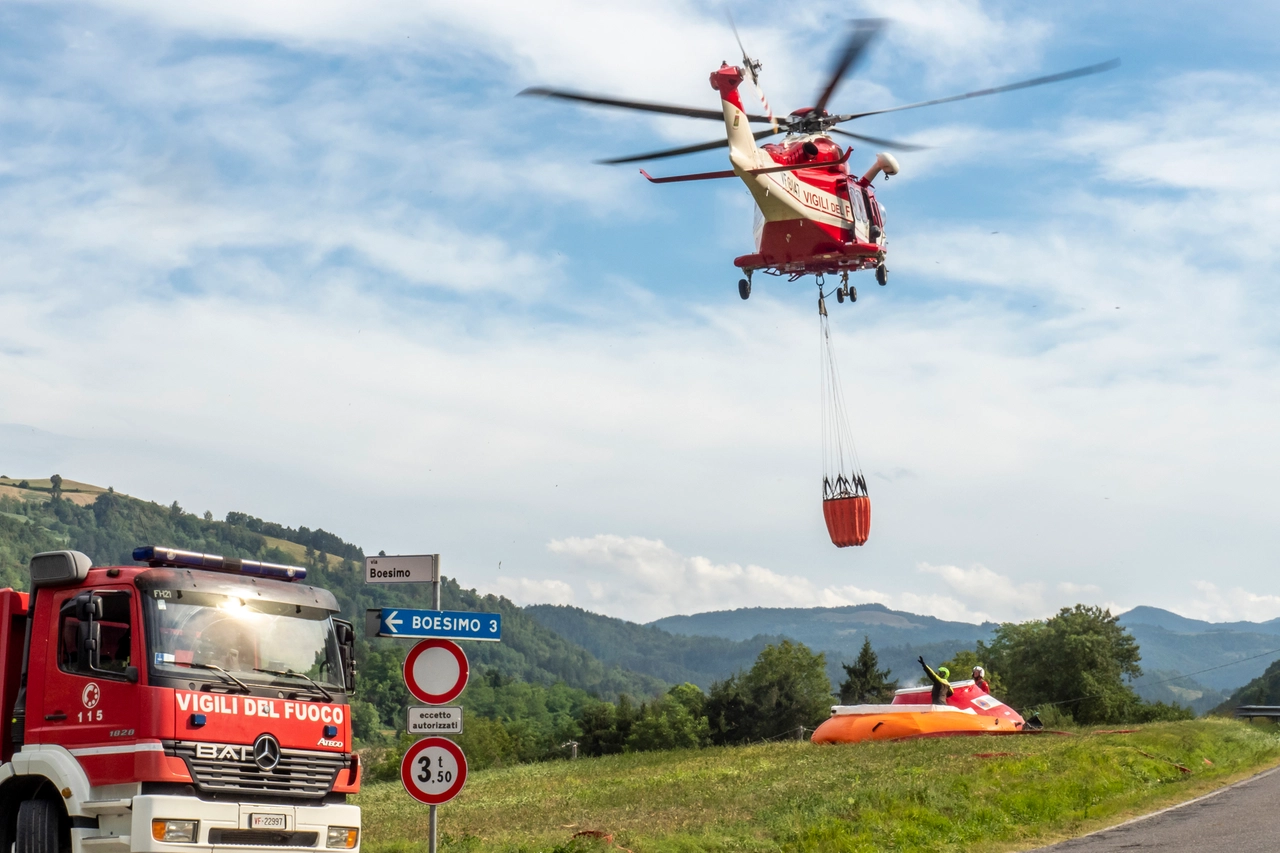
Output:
top-left (1, 547), bottom-right (362, 853)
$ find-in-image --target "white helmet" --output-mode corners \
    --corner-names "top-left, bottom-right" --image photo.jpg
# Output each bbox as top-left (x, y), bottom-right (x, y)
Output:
top-left (972, 666), bottom-right (985, 678)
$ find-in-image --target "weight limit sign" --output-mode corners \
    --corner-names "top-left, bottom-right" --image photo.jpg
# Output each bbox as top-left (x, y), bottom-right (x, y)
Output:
top-left (400, 737), bottom-right (468, 805)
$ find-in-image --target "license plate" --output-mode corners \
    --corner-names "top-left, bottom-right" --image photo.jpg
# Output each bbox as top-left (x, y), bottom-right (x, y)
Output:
top-left (250, 814), bottom-right (287, 830)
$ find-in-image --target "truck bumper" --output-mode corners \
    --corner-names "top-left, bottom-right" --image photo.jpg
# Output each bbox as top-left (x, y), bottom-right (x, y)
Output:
top-left (78, 796), bottom-right (361, 853)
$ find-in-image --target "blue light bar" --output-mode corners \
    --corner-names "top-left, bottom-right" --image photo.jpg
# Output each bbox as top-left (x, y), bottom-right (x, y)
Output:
top-left (132, 546), bottom-right (307, 582)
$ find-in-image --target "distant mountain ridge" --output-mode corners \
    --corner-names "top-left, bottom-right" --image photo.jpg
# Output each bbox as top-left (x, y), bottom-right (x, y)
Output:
top-left (1121, 605), bottom-right (1280, 637)
top-left (639, 603), bottom-right (1280, 704)
top-left (650, 602), bottom-right (996, 654)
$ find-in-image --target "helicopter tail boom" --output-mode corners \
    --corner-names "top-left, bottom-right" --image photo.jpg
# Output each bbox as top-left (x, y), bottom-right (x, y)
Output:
top-left (710, 64), bottom-right (759, 166)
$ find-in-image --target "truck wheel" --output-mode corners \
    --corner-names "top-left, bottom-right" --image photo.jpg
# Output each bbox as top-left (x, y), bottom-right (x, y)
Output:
top-left (16, 800), bottom-right (60, 853)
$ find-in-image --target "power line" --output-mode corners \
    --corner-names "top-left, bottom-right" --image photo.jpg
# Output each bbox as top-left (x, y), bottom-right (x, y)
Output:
top-left (1020, 645), bottom-right (1280, 713)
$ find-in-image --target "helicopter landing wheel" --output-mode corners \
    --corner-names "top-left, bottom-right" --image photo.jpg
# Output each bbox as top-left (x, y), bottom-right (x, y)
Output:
top-left (836, 286), bottom-right (845, 304)
top-left (876, 264), bottom-right (888, 286)
top-left (849, 285), bottom-right (857, 303)
top-left (738, 278), bottom-right (751, 300)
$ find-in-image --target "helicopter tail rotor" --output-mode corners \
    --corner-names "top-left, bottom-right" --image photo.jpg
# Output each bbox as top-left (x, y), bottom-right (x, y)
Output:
top-left (728, 12), bottom-right (778, 133)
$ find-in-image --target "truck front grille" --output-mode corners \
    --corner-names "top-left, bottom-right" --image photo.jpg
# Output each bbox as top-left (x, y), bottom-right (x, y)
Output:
top-left (208, 829), bottom-right (319, 847)
top-left (172, 742), bottom-right (346, 798)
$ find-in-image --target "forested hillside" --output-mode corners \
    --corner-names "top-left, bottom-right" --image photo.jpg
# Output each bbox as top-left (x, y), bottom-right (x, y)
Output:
top-left (526, 603), bottom-right (978, 691)
top-left (1214, 658), bottom-right (1280, 713)
top-left (650, 602), bottom-right (1280, 701)
top-left (0, 480), bottom-right (665, 736)
top-left (525, 604), bottom-right (785, 689)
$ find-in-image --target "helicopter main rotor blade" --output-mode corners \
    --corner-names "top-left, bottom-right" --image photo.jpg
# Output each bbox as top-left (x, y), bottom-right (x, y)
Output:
top-left (597, 128), bottom-right (782, 165)
top-left (812, 19), bottom-right (887, 117)
top-left (829, 128), bottom-right (931, 152)
top-left (519, 87), bottom-right (771, 124)
top-left (836, 58), bottom-right (1121, 122)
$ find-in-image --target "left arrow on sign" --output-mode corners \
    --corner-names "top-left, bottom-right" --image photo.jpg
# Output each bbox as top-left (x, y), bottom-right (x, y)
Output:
top-left (384, 610), bottom-right (403, 632)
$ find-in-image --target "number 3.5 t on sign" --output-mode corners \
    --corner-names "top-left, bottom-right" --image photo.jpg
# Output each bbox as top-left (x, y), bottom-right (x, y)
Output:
top-left (400, 737), bottom-right (468, 805)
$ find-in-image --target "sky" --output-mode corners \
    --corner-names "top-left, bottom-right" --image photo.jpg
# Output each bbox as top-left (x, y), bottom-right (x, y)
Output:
top-left (2, 0), bottom-right (1278, 627)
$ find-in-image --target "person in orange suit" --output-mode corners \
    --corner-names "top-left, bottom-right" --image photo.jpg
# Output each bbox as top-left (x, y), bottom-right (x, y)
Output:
top-left (972, 666), bottom-right (990, 693)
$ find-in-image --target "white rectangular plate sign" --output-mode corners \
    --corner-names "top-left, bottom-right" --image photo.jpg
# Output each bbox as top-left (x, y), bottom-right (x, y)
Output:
top-left (365, 554), bottom-right (438, 584)
top-left (407, 706), bottom-right (463, 734)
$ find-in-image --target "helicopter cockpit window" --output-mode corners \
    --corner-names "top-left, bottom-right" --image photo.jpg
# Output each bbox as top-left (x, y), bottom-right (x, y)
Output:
top-left (850, 191), bottom-right (868, 224)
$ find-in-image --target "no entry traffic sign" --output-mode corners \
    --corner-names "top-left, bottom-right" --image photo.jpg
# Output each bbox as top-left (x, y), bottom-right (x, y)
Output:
top-left (400, 737), bottom-right (468, 805)
top-left (403, 639), bottom-right (469, 705)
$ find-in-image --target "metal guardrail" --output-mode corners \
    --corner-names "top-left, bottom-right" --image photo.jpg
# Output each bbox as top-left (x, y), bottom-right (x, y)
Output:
top-left (1234, 705), bottom-right (1280, 720)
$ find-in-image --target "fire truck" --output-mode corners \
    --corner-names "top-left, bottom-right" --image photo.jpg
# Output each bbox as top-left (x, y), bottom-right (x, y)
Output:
top-left (1, 547), bottom-right (362, 853)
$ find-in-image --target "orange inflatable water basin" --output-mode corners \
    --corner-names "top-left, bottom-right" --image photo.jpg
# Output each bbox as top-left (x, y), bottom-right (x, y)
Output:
top-left (811, 680), bottom-right (1026, 744)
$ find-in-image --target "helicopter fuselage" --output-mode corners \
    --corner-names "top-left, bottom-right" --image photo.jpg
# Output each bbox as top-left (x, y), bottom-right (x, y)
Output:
top-left (713, 64), bottom-right (887, 281)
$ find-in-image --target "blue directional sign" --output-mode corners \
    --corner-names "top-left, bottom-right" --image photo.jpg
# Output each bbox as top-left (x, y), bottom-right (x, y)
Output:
top-left (378, 608), bottom-right (502, 642)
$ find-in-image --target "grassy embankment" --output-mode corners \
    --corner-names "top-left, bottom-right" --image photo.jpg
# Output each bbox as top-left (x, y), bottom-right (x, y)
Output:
top-left (356, 719), bottom-right (1280, 853)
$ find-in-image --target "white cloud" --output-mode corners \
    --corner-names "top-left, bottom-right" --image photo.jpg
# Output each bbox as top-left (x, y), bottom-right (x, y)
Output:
top-left (510, 536), bottom-right (1084, 624)
top-left (490, 577), bottom-right (576, 607)
top-left (544, 534), bottom-right (839, 621)
top-left (3, 2), bottom-right (1279, 630)
top-left (919, 562), bottom-right (1045, 618)
top-left (861, 0), bottom-right (1051, 86)
top-left (1181, 582), bottom-right (1280, 624)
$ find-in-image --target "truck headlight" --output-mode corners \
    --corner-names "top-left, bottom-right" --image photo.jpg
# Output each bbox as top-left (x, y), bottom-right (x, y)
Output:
top-left (326, 826), bottom-right (359, 848)
top-left (151, 820), bottom-right (199, 843)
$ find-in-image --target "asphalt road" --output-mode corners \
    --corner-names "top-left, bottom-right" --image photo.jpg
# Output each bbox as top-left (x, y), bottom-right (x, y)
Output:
top-left (1031, 766), bottom-right (1280, 851)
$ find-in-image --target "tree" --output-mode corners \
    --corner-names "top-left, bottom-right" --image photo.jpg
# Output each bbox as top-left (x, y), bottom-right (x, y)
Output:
top-left (626, 686), bottom-right (710, 752)
top-left (577, 701), bottom-right (622, 756)
top-left (50, 474), bottom-right (63, 500)
top-left (349, 699), bottom-right (381, 742)
top-left (980, 604), bottom-right (1160, 725)
top-left (707, 640), bottom-right (831, 744)
top-left (839, 636), bottom-right (898, 704)
top-left (666, 682), bottom-right (707, 718)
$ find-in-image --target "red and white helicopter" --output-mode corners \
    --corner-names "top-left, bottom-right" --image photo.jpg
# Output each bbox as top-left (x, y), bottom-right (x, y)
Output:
top-left (522, 20), bottom-right (1116, 303)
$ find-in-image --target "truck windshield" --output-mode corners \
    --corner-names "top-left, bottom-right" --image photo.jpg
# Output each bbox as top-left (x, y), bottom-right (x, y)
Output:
top-left (143, 589), bottom-right (343, 690)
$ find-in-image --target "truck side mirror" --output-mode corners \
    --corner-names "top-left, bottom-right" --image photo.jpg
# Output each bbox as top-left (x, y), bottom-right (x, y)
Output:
top-left (78, 619), bottom-right (101, 671)
top-left (76, 594), bottom-right (103, 622)
top-left (333, 619), bottom-right (357, 693)
top-left (124, 666), bottom-right (139, 684)
top-left (64, 593), bottom-right (101, 671)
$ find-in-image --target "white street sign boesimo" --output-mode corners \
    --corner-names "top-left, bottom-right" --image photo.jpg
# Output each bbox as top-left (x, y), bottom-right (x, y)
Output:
top-left (407, 706), bottom-right (463, 735)
top-left (365, 554), bottom-right (438, 584)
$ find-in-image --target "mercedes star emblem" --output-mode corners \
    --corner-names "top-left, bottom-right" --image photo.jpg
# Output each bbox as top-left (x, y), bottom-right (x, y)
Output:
top-left (252, 734), bottom-right (281, 771)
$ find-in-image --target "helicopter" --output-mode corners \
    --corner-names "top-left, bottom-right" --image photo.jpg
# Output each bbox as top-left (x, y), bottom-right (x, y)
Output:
top-left (521, 20), bottom-right (1117, 303)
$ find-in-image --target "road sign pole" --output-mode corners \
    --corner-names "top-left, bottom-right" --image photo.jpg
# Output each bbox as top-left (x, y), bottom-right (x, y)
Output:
top-left (428, 565), bottom-right (440, 853)
top-left (375, 554), bottom-right (492, 851)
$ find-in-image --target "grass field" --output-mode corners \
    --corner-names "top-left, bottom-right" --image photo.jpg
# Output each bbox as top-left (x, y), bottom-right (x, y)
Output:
top-left (355, 719), bottom-right (1280, 853)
